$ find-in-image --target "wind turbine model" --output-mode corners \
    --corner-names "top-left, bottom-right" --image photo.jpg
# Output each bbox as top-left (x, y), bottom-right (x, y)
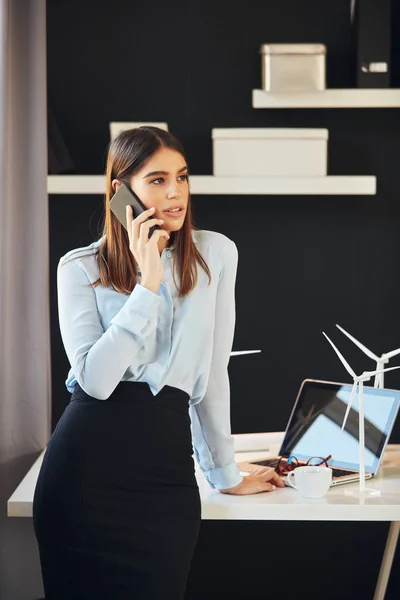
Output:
top-left (323, 331), bottom-right (400, 497)
top-left (336, 324), bottom-right (400, 389)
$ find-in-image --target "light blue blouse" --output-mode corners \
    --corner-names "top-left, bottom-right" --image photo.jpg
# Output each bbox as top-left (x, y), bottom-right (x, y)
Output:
top-left (57, 229), bottom-right (243, 491)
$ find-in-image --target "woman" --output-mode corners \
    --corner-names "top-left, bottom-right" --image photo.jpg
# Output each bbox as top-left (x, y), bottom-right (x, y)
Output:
top-left (33, 126), bottom-right (284, 599)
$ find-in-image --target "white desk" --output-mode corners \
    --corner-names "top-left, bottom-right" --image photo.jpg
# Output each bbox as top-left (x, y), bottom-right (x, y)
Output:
top-left (8, 432), bottom-right (400, 600)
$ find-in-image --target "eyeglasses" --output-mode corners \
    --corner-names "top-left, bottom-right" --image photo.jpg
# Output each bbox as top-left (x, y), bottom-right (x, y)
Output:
top-left (275, 454), bottom-right (332, 475)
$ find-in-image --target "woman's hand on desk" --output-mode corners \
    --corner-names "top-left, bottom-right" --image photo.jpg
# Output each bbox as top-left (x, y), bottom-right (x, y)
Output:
top-left (219, 467), bottom-right (285, 495)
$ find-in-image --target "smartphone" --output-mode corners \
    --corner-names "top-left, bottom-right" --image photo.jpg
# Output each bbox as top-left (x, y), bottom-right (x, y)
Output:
top-left (109, 182), bottom-right (161, 239)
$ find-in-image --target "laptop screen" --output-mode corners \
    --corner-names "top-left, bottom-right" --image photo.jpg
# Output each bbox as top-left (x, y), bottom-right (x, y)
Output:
top-left (279, 380), bottom-right (400, 473)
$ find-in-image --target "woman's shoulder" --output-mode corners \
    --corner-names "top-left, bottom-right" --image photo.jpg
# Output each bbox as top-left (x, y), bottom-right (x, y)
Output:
top-left (58, 238), bottom-right (102, 275)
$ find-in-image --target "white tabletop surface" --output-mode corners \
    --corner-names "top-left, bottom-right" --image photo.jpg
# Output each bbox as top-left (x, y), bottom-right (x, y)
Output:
top-left (8, 432), bottom-right (400, 521)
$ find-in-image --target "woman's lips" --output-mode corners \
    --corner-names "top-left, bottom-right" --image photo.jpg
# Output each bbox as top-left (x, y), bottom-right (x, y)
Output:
top-left (163, 207), bottom-right (185, 219)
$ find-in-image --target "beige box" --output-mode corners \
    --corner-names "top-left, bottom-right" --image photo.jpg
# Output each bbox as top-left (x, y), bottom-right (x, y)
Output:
top-left (109, 122), bottom-right (168, 140)
top-left (260, 44), bottom-right (326, 92)
top-left (212, 128), bottom-right (329, 177)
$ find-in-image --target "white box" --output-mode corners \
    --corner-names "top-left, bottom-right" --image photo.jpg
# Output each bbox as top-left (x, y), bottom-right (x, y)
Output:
top-left (212, 128), bottom-right (328, 177)
top-left (109, 122), bottom-right (168, 140)
top-left (260, 44), bottom-right (326, 92)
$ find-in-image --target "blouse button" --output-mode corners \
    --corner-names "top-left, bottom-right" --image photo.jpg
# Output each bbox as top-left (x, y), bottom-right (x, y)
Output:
top-left (166, 251), bottom-right (171, 259)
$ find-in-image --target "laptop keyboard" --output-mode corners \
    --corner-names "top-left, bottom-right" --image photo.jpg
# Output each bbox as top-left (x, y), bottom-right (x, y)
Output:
top-left (250, 458), bottom-right (358, 478)
top-left (252, 458), bottom-right (280, 468)
top-left (330, 467), bottom-right (357, 478)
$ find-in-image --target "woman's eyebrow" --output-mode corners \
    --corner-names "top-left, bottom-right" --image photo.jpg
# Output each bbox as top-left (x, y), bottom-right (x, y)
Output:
top-left (142, 165), bottom-right (188, 179)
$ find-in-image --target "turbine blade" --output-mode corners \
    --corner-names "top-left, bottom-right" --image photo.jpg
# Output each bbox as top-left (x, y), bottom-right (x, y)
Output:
top-left (323, 332), bottom-right (357, 379)
top-left (364, 366), bottom-right (400, 377)
top-left (384, 347), bottom-right (400, 360)
top-left (335, 324), bottom-right (379, 361)
top-left (230, 350), bottom-right (261, 356)
top-left (342, 383), bottom-right (357, 430)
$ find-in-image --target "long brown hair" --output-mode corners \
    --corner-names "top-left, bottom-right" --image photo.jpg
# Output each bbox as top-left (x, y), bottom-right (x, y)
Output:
top-left (66, 127), bottom-right (211, 297)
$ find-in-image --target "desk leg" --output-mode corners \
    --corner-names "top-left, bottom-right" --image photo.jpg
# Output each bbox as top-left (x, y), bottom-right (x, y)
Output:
top-left (373, 521), bottom-right (400, 600)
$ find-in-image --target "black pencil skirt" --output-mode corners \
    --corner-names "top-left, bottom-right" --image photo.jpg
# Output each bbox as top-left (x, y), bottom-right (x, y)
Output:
top-left (33, 381), bottom-right (201, 600)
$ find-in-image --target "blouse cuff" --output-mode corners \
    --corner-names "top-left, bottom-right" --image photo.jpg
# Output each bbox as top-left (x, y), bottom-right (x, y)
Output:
top-left (110, 283), bottom-right (161, 333)
top-left (202, 461), bottom-right (243, 491)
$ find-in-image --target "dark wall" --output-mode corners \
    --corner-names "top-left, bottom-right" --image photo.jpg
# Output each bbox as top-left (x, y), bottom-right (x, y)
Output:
top-left (47, 1), bottom-right (400, 598)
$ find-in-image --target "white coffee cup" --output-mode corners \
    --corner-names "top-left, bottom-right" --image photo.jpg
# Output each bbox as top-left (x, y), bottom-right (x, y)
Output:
top-left (287, 466), bottom-right (332, 498)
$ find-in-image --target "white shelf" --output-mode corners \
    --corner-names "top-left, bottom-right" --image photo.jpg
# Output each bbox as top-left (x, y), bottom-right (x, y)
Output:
top-left (190, 176), bottom-right (376, 195)
top-left (48, 175), bottom-right (105, 194)
top-left (48, 175), bottom-right (376, 196)
top-left (252, 88), bottom-right (400, 109)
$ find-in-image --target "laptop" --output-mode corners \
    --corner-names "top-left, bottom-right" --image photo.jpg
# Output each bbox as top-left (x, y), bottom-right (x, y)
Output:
top-left (238, 379), bottom-right (400, 486)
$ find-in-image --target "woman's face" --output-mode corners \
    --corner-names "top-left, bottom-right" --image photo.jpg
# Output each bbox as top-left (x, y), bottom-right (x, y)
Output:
top-left (127, 146), bottom-right (189, 234)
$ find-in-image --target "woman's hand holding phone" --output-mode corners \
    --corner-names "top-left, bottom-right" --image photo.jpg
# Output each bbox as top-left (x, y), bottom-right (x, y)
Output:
top-left (126, 205), bottom-right (170, 295)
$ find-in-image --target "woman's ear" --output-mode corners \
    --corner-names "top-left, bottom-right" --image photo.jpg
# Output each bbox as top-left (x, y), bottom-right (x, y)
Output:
top-left (111, 179), bottom-right (122, 194)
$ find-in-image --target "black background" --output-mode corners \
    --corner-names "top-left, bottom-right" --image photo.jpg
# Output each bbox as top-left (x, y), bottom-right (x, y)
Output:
top-left (47, 1), bottom-right (400, 597)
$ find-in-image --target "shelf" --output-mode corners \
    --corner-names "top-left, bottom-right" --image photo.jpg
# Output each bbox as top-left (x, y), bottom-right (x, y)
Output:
top-left (48, 175), bottom-right (376, 196)
top-left (190, 176), bottom-right (376, 195)
top-left (48, 175), bottom-right (105, 194)
top-left (252, 89), bottom-right (400, 109)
